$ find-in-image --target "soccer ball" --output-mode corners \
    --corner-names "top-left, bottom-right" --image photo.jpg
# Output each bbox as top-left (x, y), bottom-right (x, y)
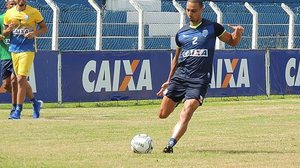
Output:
top-left (130, 134), bottom-right (153, 154)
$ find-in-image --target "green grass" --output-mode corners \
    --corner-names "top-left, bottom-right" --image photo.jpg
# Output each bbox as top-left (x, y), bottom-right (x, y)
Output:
top-left (0, 97), bottom-right (299, 168)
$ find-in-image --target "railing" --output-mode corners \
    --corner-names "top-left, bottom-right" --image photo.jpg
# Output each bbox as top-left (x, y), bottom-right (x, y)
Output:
top-left (18, 0), bottom-right (300, 51)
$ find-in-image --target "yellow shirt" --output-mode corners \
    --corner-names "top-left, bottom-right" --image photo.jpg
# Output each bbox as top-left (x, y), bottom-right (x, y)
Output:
top-left (4, 5), bottom-right (43, 52)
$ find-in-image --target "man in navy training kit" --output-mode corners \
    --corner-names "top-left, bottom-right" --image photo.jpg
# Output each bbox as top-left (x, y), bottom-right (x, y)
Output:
top-left (157, 0), bottom-right (244, 153)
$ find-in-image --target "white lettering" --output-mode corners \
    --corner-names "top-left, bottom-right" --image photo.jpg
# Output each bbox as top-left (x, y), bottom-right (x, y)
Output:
top-left (210, 59), bottom-right (250, 88)
top-left (216, 59), bottom-right (222, 88)
top-left (28, 64), bottom-right (36, 93)
top-left (82, 59), bottom-right (153, 93)
top-left (13, 28), bottom-right (31, 36)
top-left (136, 60), bottom-right (152, 90)
top-left (224, 59), bottom-right (236, 87)
top-left (182, 49), bottom-right (208, 57)
top-left (95, 61), bottom-right (111, 92)
top-left (236, 59), bottom-right (250, 87)
top-left (113, 61), bottom-right (121, 91)
top-left (285, 58), bottom-right (296, 86)
top-left (82, 60), bottom-right (96, 93)
top-left (295, 64), bottom-right (300, 86)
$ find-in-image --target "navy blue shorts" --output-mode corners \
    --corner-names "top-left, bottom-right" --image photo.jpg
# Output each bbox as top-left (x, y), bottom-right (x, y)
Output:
top-left (1, 59), bottom-right (14, 80)
top-left (165, 77), bottom-right (209, 105)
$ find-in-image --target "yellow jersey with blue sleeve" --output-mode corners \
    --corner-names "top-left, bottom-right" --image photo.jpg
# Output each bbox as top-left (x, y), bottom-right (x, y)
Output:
top-left (3, 5), bottom-right (43, 53)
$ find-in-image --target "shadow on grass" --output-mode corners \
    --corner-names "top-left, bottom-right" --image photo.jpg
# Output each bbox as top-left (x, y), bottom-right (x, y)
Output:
top-left (194, 149), bottom-right (296, 154)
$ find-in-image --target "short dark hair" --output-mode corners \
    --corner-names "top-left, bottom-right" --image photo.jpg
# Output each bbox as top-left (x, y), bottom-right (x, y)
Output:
top-left (187, 0), bottom-right (204, 5)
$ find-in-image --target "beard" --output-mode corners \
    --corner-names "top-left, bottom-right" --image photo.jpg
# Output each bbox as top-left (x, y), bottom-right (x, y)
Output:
top-left (189, 17), bottom-right (201, 23)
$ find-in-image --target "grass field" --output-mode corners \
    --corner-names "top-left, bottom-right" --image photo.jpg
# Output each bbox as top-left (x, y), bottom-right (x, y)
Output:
top-left (0, 96), bottom-right (299, 168)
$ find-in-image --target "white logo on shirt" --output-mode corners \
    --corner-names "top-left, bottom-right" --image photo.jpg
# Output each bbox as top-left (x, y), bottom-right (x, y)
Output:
top-left (182, 49), bottom-right (208, 57)
top-left (13, 28), bottom-right (30, 36)
top-left (182, 34), bottom-right (189, 38)
top-left (24, 15), bottom-right (29, 21)
top-left (202, 29), bottom-right (208, 37)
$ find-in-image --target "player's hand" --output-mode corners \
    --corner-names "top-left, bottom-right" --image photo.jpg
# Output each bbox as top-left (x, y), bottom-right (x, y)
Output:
top-left (8, 23), bottom-right (16, 32)
top-left (228, 24), bottom-right (244, 36)
top-left (156, 81), bottom-right (169, 97)
top-left (24, 31), bottom-right (35, 39)
top-left (0, 34), bottom-right (4, 40)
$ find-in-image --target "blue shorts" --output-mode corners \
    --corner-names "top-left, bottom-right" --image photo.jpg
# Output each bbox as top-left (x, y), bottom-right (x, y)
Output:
top-left (1, 59), bottom-right (14, 80)
top-left (165, 77), bottom-right (208, 105)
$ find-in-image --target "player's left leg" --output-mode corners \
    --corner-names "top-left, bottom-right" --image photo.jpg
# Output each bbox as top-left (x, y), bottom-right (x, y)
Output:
top-left (10, 72), bottom-right (17, 115)
top-left (25, 82), bottom-right (43, 119)
top-left (173, 99), bottom-right (201, 139)
top-left (9, 52), bottom-right (34, 119)
top-left (9, 75), bottom-right (27, 119)
top-left (163, 99), bottom-right (201, 153)
top-left (163, 84), bottom-right (208, 153)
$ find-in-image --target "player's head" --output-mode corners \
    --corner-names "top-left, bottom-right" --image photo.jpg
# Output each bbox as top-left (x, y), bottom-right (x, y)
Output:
top-left (186, 0), bottom-right (204, 23)
top-left (15, 0), bottom-right (26, 7)
top-left (5, 0), bottom-right (17, 9)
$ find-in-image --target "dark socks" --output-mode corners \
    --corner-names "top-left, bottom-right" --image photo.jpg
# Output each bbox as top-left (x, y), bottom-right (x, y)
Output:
top-left (168, 138), bottom-right (177, 147)
top-left (16, 104), bottom-right (23, 112)
top-left (30, 98), bottom-right (38, 105)
top-left (11, 104), bottom-right (17, 111)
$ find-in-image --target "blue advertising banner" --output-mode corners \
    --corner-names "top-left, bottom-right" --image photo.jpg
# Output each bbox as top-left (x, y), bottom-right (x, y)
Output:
top-left (61, 50), bottom-right (172, 102)
top-left (0, 51), bottom-right (58, 103)
top-left (33, 51), bottom-right (58, 102)
top-left (269, 50), bottom-right (300, 95)
top-left (208, 50), bottom-right (266, 97)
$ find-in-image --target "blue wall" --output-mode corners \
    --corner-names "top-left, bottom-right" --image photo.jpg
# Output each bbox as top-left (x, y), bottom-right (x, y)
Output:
top-left (1, 49), bottom-right (299, 103)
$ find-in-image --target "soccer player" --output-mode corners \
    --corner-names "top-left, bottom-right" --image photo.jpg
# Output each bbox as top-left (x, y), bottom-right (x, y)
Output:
top-left (157, 0), bottom-right (244, 153)
top-left (2, 0), bottom-right (47, 119)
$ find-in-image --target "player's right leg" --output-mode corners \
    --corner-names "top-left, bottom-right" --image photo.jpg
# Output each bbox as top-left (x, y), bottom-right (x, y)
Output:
top-left (1, 59), bottom-right (16, 117)
top-left (158, 79), bottom-right (184, 119)
top-left (158, 96), bottom-right (178, 119)
top-left (0, 59), bottom-right (13, 93)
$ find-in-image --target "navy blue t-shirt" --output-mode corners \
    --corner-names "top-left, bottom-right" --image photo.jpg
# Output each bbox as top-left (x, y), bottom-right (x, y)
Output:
top-left (173, 18), bottom-right (225, 84)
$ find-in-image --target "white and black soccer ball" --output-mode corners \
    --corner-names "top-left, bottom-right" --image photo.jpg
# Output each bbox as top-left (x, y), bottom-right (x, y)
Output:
top-left (131, 134), bottom-right (153, 154)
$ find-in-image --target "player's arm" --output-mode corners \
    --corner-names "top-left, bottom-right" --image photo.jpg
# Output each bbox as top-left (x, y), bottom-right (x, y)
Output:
top-left (35, 21), bottom-right (48, 36)
top-left (3, 13), bottom-right (15, 37)
top-left (219, 24), bottom-right (244, 47)
top-left (25, 21), bottom-right (48, 39)
top-left (3, 24), bottom-right (15, 36)
top-left (156, 47), bottom-right (181, 96)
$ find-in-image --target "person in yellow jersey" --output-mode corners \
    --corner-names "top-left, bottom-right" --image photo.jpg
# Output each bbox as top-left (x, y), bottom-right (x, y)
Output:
top-left (1, 0), bottom-right (43, 119)
top-left (3, 0), bottom-right (47, 119)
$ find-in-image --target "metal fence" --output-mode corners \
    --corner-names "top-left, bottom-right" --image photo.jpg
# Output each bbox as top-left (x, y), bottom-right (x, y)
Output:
top-left (1, 0), bottom-right (300, 51)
